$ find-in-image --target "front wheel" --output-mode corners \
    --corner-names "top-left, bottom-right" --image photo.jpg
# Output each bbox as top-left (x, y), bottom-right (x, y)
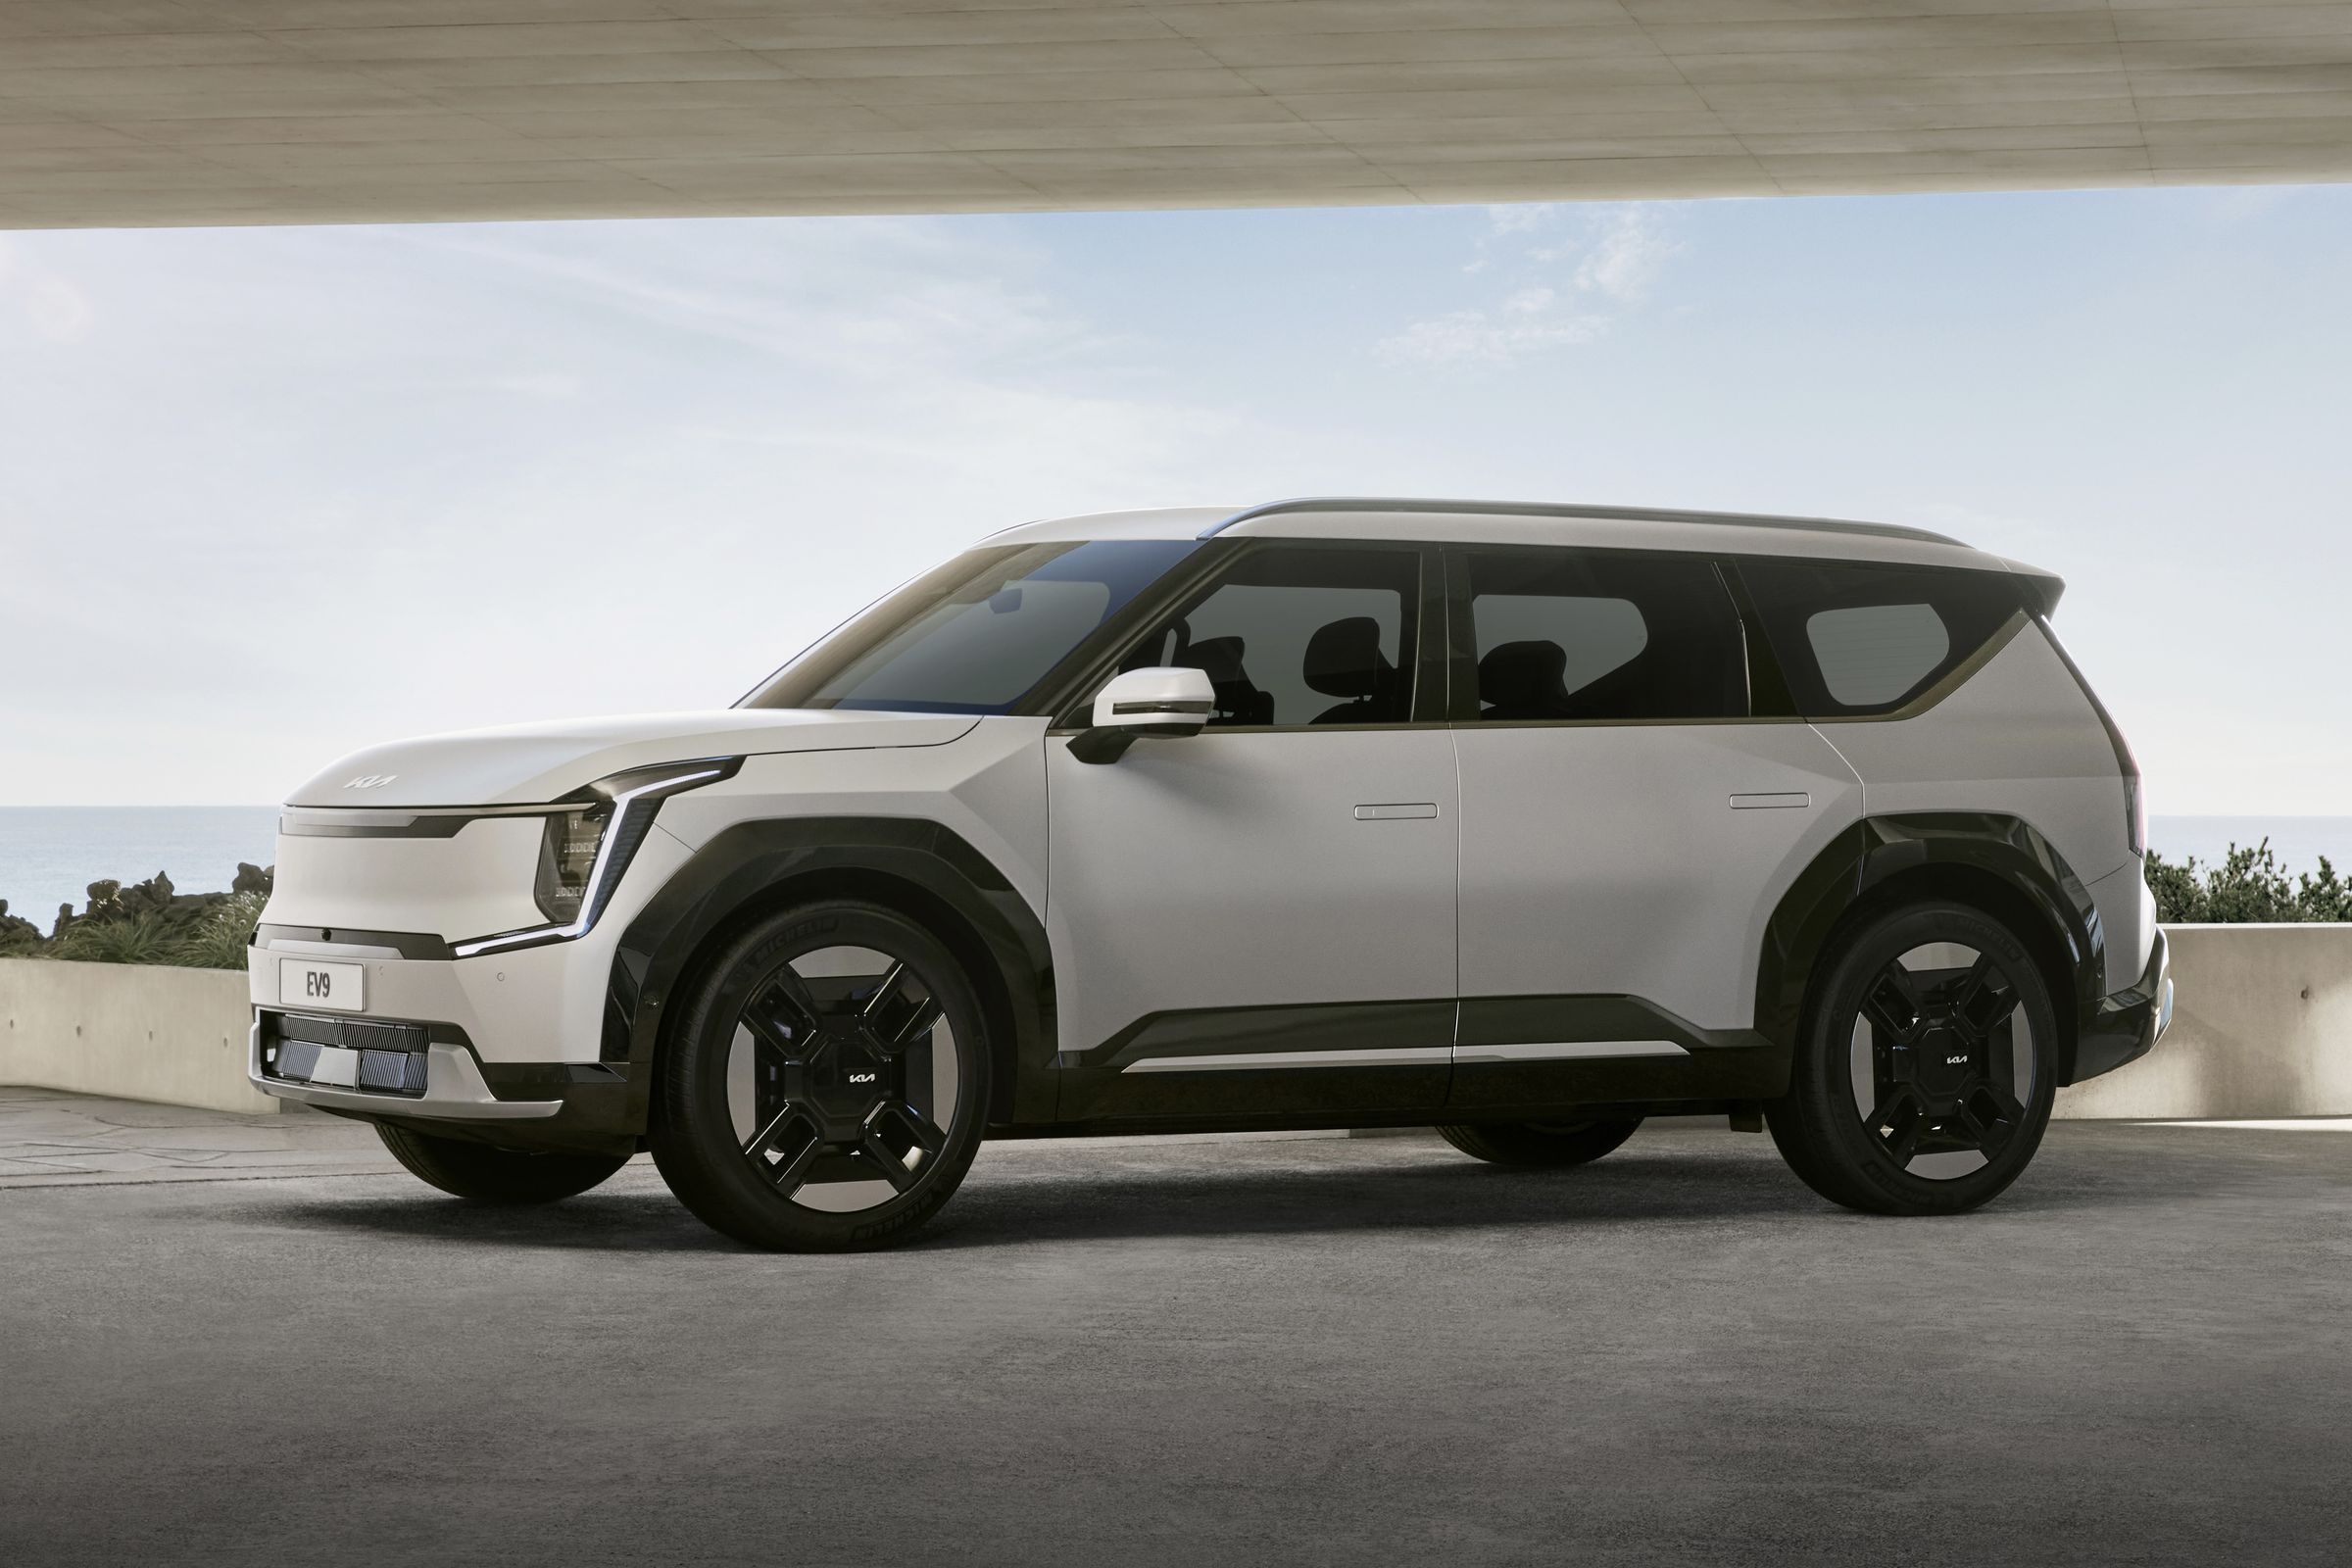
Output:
top-left (374, 1122), bottom-right (627, 1204)
top-left (1437, 1118), bottom-right (1643, 1168)
top-left (650, 901), bottom-right (990, 1252)
top-left (1768, 900), bottom-right (2059, 1216)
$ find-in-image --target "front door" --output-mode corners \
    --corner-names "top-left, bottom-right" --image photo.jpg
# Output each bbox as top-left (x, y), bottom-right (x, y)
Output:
top-left (1045, 541), bottom-right (1458, 1122)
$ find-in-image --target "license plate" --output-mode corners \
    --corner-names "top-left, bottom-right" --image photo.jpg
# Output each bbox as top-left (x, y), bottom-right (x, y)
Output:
top-left (280, 957), bottom-right (365, 1013)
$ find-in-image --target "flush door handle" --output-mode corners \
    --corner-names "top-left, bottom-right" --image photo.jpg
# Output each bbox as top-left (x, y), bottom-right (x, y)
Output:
top-left (1354, 803), bottom-right (1439, 820)
top-left (1730, 792), bottom-right (1810, 809)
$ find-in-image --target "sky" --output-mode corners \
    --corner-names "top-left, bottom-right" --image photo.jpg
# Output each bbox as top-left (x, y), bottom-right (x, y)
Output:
top-left (1, 184), bottom-right (2347, 813)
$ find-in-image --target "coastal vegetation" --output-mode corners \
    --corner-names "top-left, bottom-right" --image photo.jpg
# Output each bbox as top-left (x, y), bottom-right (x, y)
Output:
top-left (0, 867), bottom-right (270, 969)
top-left (2145, 841), bottom-right (2351, 924)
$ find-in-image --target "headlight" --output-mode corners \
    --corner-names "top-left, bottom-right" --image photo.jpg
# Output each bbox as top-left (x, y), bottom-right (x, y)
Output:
top-left (456, 757), bottom-right (739, 958)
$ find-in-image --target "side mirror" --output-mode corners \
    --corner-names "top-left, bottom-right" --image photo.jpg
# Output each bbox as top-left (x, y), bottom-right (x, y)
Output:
top-left (1068, 666), bottom-right (1215, 764)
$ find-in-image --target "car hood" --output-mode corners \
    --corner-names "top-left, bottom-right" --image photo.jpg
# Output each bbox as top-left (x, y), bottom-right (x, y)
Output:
top-left (284, 710), bottom-right (980, 808)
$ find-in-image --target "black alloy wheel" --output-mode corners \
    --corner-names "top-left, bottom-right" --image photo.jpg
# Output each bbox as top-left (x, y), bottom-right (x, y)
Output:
top-left (1770, 900), bottom-right (2058, 1215)
top-left (651, 901), bottom-right (988, 1251)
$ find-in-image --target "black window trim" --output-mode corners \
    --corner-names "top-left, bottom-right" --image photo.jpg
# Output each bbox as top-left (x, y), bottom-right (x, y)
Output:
top-left (1037, 537), bottom-right (1450, 733)
top-left (1011, 537), bottom-right (2032, 734)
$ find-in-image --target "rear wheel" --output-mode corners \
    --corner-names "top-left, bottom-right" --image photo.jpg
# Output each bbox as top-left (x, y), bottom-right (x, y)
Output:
top-left (1437, 1117), bottom-right (1643, 1168)
top-left (1768, 900), bottom-right (2058, 1215)
top-left (650, 901), bottom-right (989, 1252)
top-left (373, 1122), bottom-right (627, 1204)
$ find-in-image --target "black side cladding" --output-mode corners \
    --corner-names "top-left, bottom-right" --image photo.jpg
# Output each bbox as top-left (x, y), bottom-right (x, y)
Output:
top-left (1755, 814), bottom-right (2111, 1084)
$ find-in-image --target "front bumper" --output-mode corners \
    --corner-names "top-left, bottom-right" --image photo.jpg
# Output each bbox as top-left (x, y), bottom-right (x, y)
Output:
top-left (251, 1010), bottom-right (559, 1120)
top-left (250, 1007), bottom-right (645, 1154)
top-left (2071, 925), bottom-right (2174, 1085)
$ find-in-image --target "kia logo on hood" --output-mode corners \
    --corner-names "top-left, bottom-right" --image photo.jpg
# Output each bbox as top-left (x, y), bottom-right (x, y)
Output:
top-left (343, 774), bottom-right (398, 790)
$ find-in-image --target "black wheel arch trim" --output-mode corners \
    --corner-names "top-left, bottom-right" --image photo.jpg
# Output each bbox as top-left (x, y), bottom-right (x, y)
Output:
top-left (604, 816), bottom-right (1056, 1132)
top-left (1755, 812), bottom-right (2114, 1085)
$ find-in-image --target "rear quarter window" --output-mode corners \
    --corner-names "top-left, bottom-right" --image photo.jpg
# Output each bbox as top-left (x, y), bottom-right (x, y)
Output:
top-left (1737, 559), bottom-right (2024, 717)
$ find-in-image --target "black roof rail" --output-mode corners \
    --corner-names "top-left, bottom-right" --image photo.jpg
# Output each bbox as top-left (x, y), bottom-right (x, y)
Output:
top-left (1196, 496), bottom-right (1966, 547)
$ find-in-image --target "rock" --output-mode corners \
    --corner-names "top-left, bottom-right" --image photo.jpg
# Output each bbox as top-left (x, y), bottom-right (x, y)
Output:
top-left (232, 862), bottom-right (273, 897)
top-left (0, 899), bottom-right (40, 956)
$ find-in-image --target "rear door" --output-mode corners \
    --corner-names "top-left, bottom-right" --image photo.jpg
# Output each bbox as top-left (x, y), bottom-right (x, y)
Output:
top-left (1044, 541), bottom-right (1459, 1122)
top-left (1446, 545), bottom-right (1862, 1111)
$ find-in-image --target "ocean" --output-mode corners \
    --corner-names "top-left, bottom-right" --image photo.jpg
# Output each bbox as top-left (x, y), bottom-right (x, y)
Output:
top-left (1, 807), bottom-right (279, 930)
top-left (0, 807), bottom-right (2345, 935)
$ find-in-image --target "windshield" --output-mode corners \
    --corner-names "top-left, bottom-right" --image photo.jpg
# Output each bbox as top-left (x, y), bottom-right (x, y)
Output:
top-left (741, 539), bottom-right (1197, 714)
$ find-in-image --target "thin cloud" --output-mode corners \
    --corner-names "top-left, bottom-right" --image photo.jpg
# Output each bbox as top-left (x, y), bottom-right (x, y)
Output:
top-left (0, 238), bottom-right (93, 342)
top-left (1384, 205), bottom-right (1679, 367)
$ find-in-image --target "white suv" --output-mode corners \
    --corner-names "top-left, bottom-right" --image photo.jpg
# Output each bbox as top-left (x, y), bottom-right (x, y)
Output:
top-left (251, 498), bottom-right (2172, 1250)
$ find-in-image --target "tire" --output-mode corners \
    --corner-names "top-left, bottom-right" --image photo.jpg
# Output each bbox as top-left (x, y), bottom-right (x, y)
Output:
top-left (1437, 1117), bottom-right (1643, 1168)
top-left (373, 1121), bottom-right (627, 1204)
top-left (1768, 899), bottom-right (2059, 1216)
top-left (650, 900), bottom-right (990, 1252)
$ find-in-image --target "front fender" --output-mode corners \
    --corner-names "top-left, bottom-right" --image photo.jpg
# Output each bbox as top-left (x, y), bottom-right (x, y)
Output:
top-left (605, 817), bottom-right (1056, 1130)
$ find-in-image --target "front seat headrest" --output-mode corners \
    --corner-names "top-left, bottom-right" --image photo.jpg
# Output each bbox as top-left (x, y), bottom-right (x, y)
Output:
top-left (1185, 635), bottom-right (1248, 684)
top-left (1302, 617), bottom-right (1392, 699)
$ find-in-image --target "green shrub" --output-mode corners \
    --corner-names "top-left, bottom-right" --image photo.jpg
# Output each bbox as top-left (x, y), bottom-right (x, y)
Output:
top-left (14, 880), bottom-right (268, 970)
top-left (2145, 840), bottom-right (2352, 924)
top-left (46, 910), bottom-right (179, 965)
top-left (170, 890), bottom-right (268, 969)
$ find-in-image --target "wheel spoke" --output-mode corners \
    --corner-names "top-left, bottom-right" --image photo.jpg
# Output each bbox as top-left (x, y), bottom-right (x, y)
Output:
top-left (1862, 967), bottom-right (1923, 1043)
top-left (858, 1127), bottom-right (920, 1193)
top-left (1951, 958), bottom-right (2021, 1039)
top-left (1866, 1087), bottom-right (1927, 1165)
top-left (744, 970), bottom-right (823, 1061)
top-left (743, 1104), bottom-right (824, 1195)
top-left (1963, 1082), bottom-right (2027, 1154)
top-left (858, 960), bottom-right (908, 1020)
top-left (879, 1101), bottom-right (948, 1156)
top-left (887, 995), bottom-right (945, 1052)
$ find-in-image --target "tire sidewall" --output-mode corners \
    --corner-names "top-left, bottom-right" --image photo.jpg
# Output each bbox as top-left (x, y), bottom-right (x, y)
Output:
top-left (653, 901), bottom-right (990, 1250)
top-left (1790, 901), bottom-right (2059, 1214)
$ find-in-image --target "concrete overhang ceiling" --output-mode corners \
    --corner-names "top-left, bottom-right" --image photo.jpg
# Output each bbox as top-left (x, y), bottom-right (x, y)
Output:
top-left (4, 0), bottom-right (2350, 227)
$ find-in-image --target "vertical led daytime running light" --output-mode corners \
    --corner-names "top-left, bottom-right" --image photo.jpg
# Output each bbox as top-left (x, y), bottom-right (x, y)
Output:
top-left (453, 758), bottom-right (738, 957)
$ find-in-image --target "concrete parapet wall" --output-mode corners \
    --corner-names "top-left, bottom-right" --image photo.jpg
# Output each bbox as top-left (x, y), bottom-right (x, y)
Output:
top-left (2, 926), bottom-right (2345, 1121)
top-left (0, 958), bottom-right (273, 1115)
top-left (2057, 925), bottom-right (2352, 1121)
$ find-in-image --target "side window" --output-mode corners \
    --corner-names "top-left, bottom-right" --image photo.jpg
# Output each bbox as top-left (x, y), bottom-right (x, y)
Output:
top-left (1461, 549), bottom-right (1746, 722)
top-left (1737, 559), bottom-right (2024, 716)
top-left (1121, 546), bottom-right (1422, 727)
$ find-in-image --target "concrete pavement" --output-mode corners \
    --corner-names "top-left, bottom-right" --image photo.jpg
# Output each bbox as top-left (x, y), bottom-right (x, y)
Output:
top-left (3, 1106), bottom-right (2348, 1565)
top-left (0, 1086), bottom-right (391, 1186)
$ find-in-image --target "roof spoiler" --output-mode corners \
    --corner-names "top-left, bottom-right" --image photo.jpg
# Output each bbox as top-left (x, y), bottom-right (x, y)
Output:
top-left (2000, 559), bottom-right (2066, 615)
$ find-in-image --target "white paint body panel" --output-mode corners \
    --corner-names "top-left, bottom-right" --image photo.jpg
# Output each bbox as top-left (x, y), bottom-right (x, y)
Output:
top-left (255, 720), bottom-right (1047, 1066)
top-left (1044, 729), bottom-right (1458, 1054)
top-left (1454, 722), bottom-right (1864, 1031)
top-left (1812, 622), bottom-right (2142, 991)
top-left (657, 717), bottom-right (1053, 920)
top-left (287, 708), bottom-right (978, 808)
top-left (267, 814), bottom-right (550, 939)
top-left (251, 825), bottom-right (693, 1064)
